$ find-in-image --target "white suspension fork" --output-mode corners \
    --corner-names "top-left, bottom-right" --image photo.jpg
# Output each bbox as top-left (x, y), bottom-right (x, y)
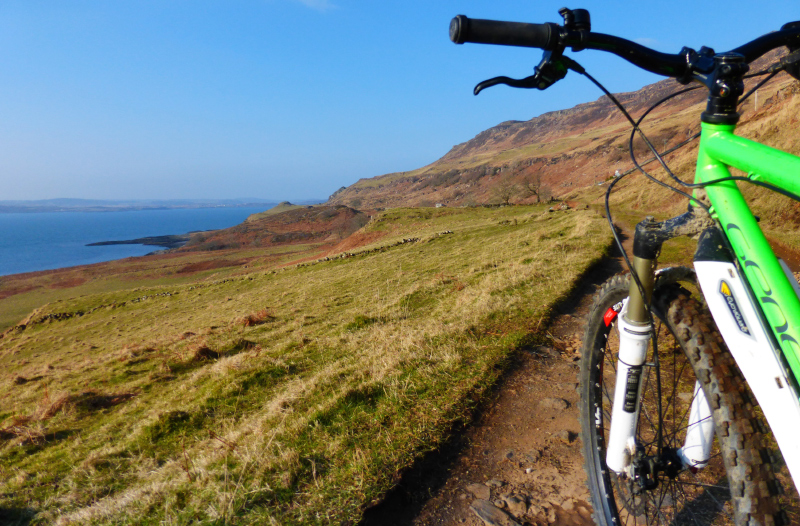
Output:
top-left (605, 301), bottom-right (651, 475)
top-left (606, 302), bottom-right (716, 475)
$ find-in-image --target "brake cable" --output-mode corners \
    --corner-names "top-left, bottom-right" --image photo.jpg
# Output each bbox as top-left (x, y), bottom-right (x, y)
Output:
top-left (576, 59), bottom-right (797, 323)
top-left (627, 67), bottom-right (800, 203)
top-left (582, 59), bottom-right (794, 460)
top-left (567, 56), bottom-right (795, 460)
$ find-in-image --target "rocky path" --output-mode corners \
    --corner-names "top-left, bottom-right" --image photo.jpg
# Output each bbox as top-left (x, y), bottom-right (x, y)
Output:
top-left (408, 344), bottom-right (596, 526)
top-left (405, 267), bottom-right (622, 526)
top-left (361, 215), bottom-right (800, 526)
top-left (362, 231), bottom-right (628, 526)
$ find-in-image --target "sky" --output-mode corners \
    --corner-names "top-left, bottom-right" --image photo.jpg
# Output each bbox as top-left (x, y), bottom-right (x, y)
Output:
top-left (1, 1), bottom-right (799, 202)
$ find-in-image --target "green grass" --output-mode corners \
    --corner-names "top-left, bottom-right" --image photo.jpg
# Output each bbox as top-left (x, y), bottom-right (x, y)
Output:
top-left (0, 205), bottom-right (612, 525)
top-left (245, 202), bottom-right (308, 221)
top-left (0, 242), bottom-right (329, 332)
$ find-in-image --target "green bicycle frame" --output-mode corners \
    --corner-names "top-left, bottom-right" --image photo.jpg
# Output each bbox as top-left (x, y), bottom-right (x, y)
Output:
top-left (697, 122), bottom-right (800, 383)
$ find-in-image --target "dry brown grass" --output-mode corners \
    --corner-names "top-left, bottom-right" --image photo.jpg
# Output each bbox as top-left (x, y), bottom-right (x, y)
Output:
top-left (36, 390), bottom-right (73, 419)
top-left (1, 388), bottom-right (136, 449)
top-left (118, 344), bottom-right (158, 363)
top-left (0, 421), bottom-right (45, 445)
top-left (190, 343), bottom-right (220, 361)
top-left (238, 309), bottom-right (274, 327)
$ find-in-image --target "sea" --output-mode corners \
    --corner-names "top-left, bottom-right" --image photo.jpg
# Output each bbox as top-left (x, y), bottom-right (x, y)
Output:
top-left (0, 207), bottom-right (269, 277)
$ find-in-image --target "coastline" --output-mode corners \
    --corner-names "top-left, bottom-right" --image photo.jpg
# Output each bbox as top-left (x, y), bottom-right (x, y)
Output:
top-left (0, 206), bottom-right (271, 277)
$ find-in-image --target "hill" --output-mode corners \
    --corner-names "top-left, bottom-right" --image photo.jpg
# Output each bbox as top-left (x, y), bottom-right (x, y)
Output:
top-left (0, 206), bottom-right (371, 332)
top-left (0, 205), bottom-right (612, 524)
top-left (245, 201), bottom-right (306, 222)
top-left (180, 205), bottom-right (368, 251)
top-left (328, 50), bottom-right (798, 218)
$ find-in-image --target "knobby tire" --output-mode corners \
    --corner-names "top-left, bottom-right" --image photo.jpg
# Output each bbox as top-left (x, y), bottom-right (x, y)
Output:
top-left (579, 273), bottom-right (784, 526)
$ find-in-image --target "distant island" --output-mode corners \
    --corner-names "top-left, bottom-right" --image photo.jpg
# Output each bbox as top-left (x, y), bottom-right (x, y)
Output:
top-left (0, 198), bottom-right (323, 214)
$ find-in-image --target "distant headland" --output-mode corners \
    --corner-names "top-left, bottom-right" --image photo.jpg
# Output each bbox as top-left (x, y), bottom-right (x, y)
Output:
top-left (86, 233), bottom-right (195, 249)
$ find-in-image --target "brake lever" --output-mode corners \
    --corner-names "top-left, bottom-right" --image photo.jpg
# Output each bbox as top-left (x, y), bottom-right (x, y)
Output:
top-left (779, 22), bottom-right (800, 81)
top-left (778, 47), bottom-right (800, 80)
top-left (474, 74), bottom-right (542, 95)
top-left (474, 52), bottom-right (585, 95)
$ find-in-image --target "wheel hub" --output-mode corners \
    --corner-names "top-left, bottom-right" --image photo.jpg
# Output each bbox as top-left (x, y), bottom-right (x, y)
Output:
top-left (630, 447), bottom-right (684, 495)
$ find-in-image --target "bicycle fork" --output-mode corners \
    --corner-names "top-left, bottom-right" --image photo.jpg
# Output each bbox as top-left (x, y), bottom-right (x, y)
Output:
top-left (604, 210), bottom-right (716, 480)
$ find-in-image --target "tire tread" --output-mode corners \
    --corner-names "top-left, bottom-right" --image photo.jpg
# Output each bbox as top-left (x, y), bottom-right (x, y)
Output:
top-left (579, 272), bottom-right (783, 526)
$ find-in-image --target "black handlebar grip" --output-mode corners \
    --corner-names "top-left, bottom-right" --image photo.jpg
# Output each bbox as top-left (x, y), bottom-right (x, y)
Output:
top-left (449, 15), bottom-right (559, 50)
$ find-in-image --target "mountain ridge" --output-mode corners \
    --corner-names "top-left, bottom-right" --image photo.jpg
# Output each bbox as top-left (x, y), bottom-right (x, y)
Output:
top-left (327, 50), bottom-right (791, 210)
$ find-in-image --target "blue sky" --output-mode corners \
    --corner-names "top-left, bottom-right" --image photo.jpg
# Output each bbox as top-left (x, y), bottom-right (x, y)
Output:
top-left (1, 1), bottom-right (798, 202)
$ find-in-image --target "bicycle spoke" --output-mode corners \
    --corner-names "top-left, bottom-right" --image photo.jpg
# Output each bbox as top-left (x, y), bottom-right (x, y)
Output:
top-left (671, 335), bottom-right (677, 452)
top-left (662, 359), bottom-right (689, 428)
top-left (652, 493), bottom-right (671, 525)
top-left (639, 389), bottom-right (659, 442)
top-left (674, 482), bottom-right (705, 526)
top-left (673, 479), bottom-right (730, 492)
top-left (673, 414), bottom-right (713, 437)
top-left (669, 374), bottom-right (694, 445)
top-left (680, 476), bottom-right (731, 520)
top-left (669, 480), bottom-right (680, 524)
top-left (670, 388), bottom-right (702, 443)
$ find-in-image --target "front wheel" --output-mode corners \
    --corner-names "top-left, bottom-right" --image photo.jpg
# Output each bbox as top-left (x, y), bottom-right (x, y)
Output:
top-left (579, 273), bottom-right (783, 526)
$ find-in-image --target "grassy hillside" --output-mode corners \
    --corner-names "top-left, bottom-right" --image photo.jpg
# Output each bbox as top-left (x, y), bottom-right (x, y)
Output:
top-left (0, 242), bottom-right (329, 333)
top-left (0, 206), bottom-right (366, 334)
top-left (245, 202), bottom-right (307, 222)
top-left (186, 206), bottom-right (368, 252)
top-left (0, 205), bottom-right (611, 525)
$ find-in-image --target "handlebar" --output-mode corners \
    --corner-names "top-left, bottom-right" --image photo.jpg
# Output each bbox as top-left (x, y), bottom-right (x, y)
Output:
top-left (449, 16), bottom-right (559, 50)
top-left (733, 22), bottom-right (800, 61)
top-left (450, 13), bottom-right (800, 82)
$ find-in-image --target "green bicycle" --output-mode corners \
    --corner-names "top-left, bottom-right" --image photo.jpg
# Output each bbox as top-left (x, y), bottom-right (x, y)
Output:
top-left (451, 8), bottom-right (800, 525)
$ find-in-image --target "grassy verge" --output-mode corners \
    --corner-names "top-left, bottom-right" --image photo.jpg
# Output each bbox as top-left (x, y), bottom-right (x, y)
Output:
top-left (0, 243), bottom-right (330, 333)
top-left (0, 205), bottom-right (611, 525)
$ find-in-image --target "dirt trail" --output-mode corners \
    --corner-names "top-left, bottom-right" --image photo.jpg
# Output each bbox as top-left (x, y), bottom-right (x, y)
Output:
top-left (362, 227), bottom-right (631, 526)
top-left (362, 214), bottom-right (800, 526)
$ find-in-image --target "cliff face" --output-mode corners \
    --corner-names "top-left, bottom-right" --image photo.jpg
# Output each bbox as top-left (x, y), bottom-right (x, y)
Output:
top-left (328, 50), bottom-right (791, 209)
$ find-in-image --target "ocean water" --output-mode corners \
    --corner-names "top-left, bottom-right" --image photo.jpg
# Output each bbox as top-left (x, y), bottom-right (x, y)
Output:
top-left (0, 207), bottom-right (269, 277)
